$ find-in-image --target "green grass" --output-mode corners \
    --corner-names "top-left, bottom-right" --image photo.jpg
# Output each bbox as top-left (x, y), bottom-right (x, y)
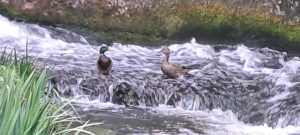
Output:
top-left (0, 47), bottom-right (99, 135)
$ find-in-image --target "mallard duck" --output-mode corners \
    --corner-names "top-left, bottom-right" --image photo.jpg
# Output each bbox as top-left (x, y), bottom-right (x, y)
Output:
top-left (97, 46), bottom-right (112, 75)
top-left (161, 47), bottom-right (190, 79)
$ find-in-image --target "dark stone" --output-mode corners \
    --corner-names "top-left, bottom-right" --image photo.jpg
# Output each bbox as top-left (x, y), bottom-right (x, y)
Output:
top-left (248, 112), bottom-right (265, 124)
top-left (111, 82), bottom-right (139, 107)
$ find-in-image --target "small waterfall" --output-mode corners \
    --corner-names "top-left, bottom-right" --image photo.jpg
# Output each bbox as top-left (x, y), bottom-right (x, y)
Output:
top-left (1, 15), bottom-right (300, 134)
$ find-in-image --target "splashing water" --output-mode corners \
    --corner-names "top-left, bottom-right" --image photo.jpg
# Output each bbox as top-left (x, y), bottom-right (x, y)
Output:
top-left (1, 15), bottom-right (300, 134)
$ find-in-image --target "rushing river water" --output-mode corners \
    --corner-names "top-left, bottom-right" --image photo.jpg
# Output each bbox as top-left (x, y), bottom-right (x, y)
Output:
top-left (1, 15), bottom-right (300, 135)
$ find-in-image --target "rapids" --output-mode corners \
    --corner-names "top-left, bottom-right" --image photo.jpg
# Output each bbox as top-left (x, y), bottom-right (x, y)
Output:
top-left (0, 15), bottom-right (300, 135)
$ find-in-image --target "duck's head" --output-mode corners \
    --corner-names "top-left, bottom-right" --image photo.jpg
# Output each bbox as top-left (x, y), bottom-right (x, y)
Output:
top-left (99, 46), bottom-right (110, 54)
top-left (162, 47), bottom-right (170, 55)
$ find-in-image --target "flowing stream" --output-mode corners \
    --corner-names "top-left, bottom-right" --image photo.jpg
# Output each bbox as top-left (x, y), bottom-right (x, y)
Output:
top-left (1, 15), bottom-right (300, 135)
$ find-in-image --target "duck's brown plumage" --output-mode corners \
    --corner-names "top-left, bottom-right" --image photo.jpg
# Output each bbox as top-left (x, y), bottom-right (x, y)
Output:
top-left (161, 47), bottom-right (189, 79)
top-left (97, 55), bottom-right (112, 75)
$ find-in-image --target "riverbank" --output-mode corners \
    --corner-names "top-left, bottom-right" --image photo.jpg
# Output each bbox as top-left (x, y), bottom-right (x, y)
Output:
top-left (1, 0), bottom-right (300, 55)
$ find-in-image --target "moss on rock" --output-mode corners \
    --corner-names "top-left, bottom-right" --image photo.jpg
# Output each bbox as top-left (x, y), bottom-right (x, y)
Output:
top-left (1, 1), bottom-right (300, 55)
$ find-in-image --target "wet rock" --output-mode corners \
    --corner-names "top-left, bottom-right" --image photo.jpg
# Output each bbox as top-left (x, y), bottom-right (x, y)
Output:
top-left (1, 0), bottom-right (300, 54)
top-left (48, 27), bottom-right (88, 44)
top-left (111, 82), bottom-right (139, 107)
top-left (167, 92), bottom-right (181, 107)
top-left (247, 112), bottom-right (265, 124)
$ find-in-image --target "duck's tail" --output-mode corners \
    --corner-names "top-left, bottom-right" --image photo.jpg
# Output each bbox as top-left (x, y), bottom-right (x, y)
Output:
top-left (184, 64), bottom-right (201, 70)
top-left (182, 68), bottom-right (190, 74)
top-left (182, 67), bottom-right (195, 78)
top-left (182, 64), bottom-right (200, 77)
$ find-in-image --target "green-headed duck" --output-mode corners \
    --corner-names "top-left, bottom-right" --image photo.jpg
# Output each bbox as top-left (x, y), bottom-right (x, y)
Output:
top-left (97, 46), bottom-right (112, 75)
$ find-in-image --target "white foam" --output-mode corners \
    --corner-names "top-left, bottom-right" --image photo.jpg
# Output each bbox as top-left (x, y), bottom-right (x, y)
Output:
top-left (152, 105), bottom-right (300, 135)
top-left (71, 100), bottom-right (300, 135)
top-left (1, 14), bottom-right (300, 135)
top-left (267, 91), bottom-right (291, 102)
top-left (1, 15), bottom-right (298, 92)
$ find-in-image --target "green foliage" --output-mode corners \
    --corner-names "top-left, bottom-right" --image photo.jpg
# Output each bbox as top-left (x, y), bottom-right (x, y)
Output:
top-left (0, 47), bottom-right (99, 135)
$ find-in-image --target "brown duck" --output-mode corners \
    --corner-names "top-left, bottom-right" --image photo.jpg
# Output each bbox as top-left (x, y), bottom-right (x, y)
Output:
top-left (161, 47), bottom-right (190, 79)
top-left (97, 46), bottom-right (112, 75)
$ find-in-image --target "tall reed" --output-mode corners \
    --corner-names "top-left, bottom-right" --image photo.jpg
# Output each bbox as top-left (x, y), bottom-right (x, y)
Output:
top-left (0, 47), bottom-right (97, 135)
